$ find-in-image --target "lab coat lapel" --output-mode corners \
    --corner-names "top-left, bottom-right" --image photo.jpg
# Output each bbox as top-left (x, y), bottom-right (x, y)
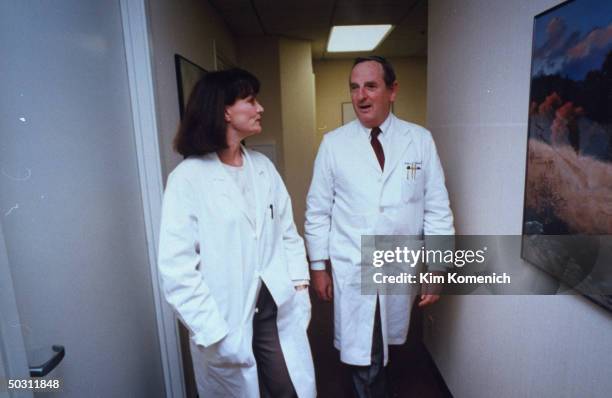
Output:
top-left (242, 148), bottom-right (270, 239)
top-left (349, 121), bottom-right (382, 174)
top-left (212, 152), bottom-right (256, 229)
top-left (382, 114), bottom-right (413, 183)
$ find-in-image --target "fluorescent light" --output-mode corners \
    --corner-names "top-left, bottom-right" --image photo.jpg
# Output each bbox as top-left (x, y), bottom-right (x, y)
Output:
top-left (327, 25), bottom-right (393, 52)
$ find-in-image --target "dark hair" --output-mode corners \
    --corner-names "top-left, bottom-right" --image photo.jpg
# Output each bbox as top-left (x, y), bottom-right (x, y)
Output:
top-left (352, 56), bottom-right (396, 88)
top-left (174, 68), bottom-right (260, 157)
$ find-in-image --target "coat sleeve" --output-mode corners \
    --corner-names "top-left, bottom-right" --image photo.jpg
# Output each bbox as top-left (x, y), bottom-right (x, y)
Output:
top-left (422, 133), bottom-right (455, 271)
top-left (158, 170), bottom-right (229, 347)
top-left (270, 164), bottom-right (310, 282)
top-left (304, 136), bottom-right (335, 265)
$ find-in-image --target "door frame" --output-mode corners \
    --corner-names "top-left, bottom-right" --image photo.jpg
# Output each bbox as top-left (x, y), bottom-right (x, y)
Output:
top-left (119, 1), bottom-right (185, 397)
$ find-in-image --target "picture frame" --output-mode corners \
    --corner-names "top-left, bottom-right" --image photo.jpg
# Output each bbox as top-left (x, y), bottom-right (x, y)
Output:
top-left (174, 54), bottom-right (207, 118)
top-left (521, 0), bottom-right (612, 311)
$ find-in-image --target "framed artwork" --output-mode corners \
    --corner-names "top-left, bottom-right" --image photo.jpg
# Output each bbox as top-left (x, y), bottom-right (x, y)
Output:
top-left (174, 54), bottom-right (207, 118)
top-left (521, 0), bottom-right (612, 310)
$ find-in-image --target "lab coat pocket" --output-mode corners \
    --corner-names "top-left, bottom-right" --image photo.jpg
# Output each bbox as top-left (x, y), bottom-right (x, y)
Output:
top-left (401, 172), bottom-right (424, 202)
top-left (206, 328), bottom-right (254, 367)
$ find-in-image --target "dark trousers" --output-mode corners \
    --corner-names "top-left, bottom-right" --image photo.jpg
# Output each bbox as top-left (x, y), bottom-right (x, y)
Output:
top-left (252, 284), bottom-right (297, 398)
top-left (347, 297), bottom-right (388, 398)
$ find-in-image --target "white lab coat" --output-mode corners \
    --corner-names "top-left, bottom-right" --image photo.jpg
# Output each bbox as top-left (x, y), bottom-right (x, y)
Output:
top-left (158, 148), bottom-right (315, 397)
top-left (305, 114), bottom-right (454, 366)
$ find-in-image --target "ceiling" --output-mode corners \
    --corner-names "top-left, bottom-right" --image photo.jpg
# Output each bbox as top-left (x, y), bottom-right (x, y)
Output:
top-left (207, 0), bottom-right (428, 60)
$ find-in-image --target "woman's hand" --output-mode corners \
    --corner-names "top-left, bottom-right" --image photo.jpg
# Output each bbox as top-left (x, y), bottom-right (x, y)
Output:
top-left (208, 330), bottom-right (254, 367)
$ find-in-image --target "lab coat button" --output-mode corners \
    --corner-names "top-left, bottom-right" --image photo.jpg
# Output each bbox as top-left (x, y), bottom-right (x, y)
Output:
top-left (379, 207), bottom-right (384, 213)
top-left (255, 307), bottom-right (259, 314)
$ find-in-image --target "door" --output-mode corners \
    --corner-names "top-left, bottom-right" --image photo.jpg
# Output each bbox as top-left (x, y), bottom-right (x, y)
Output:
top-left (0, 223), bottom-right (31, 398)
top-left (0, 1), bottom-right (165, 396)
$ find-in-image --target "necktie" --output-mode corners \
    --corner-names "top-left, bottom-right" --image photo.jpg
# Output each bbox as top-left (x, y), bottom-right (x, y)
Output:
top-left (370, 127), bottom-right (385, 171)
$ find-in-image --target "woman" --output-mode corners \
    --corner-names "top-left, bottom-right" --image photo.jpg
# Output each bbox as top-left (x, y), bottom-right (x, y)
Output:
top-left (158, 68), bottom-right (315, 397)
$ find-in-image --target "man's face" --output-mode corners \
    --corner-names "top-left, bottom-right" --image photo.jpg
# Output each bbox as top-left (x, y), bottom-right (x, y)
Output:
top-left (350, 61), bottom-right (397, 128)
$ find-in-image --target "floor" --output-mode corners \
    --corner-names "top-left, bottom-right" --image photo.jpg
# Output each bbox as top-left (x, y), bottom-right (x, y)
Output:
top-left (186, 292), bottom-right (453, 398)
top-left (308, 293), bottom-right (453, 398)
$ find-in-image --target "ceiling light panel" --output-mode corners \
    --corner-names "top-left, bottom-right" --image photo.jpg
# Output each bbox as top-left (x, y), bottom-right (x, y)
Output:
top-left (327, 24), bottom-right (393, 52)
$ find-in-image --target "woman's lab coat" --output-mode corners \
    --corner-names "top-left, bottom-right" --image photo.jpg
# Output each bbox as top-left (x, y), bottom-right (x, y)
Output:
top-left (158, 148), bottom-right (315, 397)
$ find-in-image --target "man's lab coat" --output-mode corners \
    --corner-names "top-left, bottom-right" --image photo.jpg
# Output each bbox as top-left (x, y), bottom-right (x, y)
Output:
top-left (305, 114), bottom-right (454, 366)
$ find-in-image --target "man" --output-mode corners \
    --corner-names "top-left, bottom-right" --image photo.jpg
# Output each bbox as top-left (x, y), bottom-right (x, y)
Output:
top-left (305, 56), bottom-right (454, 397)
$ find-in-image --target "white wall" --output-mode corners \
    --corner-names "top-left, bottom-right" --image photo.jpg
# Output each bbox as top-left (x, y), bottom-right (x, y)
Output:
top-left (279, 38), bottom-right (317, 233)
top-left (148, 0), bottom-right (237, 179)
top-left (426, 1), bottom-right (612, 397)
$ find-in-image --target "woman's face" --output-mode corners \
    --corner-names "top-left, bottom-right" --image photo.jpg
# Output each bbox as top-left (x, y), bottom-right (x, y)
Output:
top-left (225, 95), bottom-right (264, 139)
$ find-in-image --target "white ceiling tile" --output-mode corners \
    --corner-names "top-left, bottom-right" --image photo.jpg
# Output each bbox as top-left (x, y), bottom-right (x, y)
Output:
top-left (208, 0), bottom-right (427, 60)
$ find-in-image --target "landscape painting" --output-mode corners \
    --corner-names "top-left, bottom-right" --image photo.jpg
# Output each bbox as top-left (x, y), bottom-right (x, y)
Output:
top-left (521, 0), bottom-right (612, 310)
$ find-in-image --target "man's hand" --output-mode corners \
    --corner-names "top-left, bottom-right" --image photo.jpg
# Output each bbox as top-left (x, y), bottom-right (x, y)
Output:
top-left (418, 294), bottom-right (439, 307)
top-left (418, 271), bottom-right (444, 307)
top-left (311, 269), bottom-right (333, 301)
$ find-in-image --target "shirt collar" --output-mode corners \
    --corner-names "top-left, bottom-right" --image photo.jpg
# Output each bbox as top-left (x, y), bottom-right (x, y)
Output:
top-left (359, 112), bottom-right (393, 138)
